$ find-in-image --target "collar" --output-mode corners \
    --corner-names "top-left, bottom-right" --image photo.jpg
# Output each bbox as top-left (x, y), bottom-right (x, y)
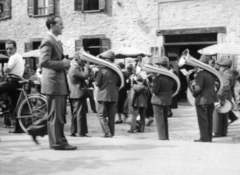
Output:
top-left (47, 32), bottom-right (59, 42)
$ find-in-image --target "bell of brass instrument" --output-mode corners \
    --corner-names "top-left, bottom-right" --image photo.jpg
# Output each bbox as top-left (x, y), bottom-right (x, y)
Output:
top-left (179, 49), bottom-right (223, 92)
top-left (141, 64), bottom-right (180, 97)
top-left (178, 49), bottom-right (224, 106)
top-left (79, 49), bottom-right (124, 89)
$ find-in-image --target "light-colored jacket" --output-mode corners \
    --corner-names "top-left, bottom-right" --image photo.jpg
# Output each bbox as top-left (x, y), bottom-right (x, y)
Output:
top-left (40, 34), bottom-right (70, 95)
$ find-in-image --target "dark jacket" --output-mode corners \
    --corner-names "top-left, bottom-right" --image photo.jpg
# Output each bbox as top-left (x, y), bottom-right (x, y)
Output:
top-left (40, 34), bottom-right (71, 95)
top-left (193, 70), bottom-right (218, 105)
top-left (151, 74), bottom-right (175, 106)
top-left (218, 69), bottom-right (236, 102)
top-left (132, 83), bottom-right (148, 107)
top-left (95, 66), bottom-right (120, 102)
top-left (68, 61), bottom-right (89, 99)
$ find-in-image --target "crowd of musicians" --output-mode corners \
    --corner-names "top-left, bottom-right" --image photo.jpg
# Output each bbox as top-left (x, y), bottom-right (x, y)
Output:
top-left (0, 15), bottom-right (239, 150)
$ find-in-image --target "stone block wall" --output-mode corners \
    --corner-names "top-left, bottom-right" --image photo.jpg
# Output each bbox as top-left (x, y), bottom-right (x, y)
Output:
top-left (0, 0), bottom-right (159, 57)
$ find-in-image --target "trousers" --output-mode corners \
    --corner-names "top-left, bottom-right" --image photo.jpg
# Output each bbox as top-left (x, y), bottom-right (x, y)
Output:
top-left (70, 98), bottom-right (88, 135)
top-left (97, 101), bottom-right (116, 136)
top-left (27, 95), bottom-right (68, 148)
top-left (131, 107), bottom-right (146, 132)
top-left (196, 104), bottom-right (214, 142)
top-left (152, 105), bottom-right (169, 140)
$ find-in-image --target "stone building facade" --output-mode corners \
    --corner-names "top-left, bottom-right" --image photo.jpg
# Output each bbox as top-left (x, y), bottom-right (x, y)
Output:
top-left (0, 0), bottom-right (240, 68)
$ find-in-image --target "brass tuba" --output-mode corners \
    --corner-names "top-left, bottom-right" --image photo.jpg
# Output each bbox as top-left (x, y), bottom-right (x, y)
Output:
top-left (141, 64), bottom-right (181, 97)
top-left (79, 49), bottom-right (124, 89)
top-left (178, 49), bottom-right (223, 105)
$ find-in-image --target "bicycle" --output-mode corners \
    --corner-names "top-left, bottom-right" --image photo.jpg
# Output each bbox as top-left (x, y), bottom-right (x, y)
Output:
top-left (1, 78), bottom-right (47, 132)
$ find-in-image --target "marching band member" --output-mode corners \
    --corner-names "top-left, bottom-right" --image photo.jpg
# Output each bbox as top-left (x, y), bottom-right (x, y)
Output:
top-left (192, 55), bottom-right (218, 142)
top-left (128, 74), bottom-right (149, 133)
top-left (96, 51), bottom-right (120, 138)
top-left (151, 56), bottom-right (175, 140)
top-left (213, 56), bottom-right (236, 137)
top-left (67, 54), bottom-right (90, 137)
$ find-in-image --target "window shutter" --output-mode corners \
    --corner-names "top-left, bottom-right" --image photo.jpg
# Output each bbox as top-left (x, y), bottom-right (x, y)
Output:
top-left (48, 0), bottom-right (54, 14)
top-left (4, 0), bottom-right (11, 18)
top-left (99, 0), bottom-right (105, 11)
top-left (75, 40), bottom-right (83, 52)
top-left (75, 0), bottom-right (83, 11)
top-left (24, 42), bottom-right (33, 52)
top-left (100, 38), bottom-right (110, 53)
top-left (28, 0), bottom-right (34, 16)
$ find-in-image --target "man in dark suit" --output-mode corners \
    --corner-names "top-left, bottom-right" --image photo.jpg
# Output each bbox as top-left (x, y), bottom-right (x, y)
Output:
top-left (151, 56), bottom-right (175, 140)
top-left (213, 57), bottom-right (235, 137)
top-left (96, 51), bottom-right (120, 138)
top-left (27, 16), bottom-right (77, 150)
top-left (68, 54), bottom-right (90, 137)
top-left (193, 55), bottom-right (218, 142)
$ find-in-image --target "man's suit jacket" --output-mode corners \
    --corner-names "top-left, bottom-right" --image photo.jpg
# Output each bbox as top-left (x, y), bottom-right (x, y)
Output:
top-left (218, 69), bottom-right (236, 102)
top-left (95, 66), bottom-right (119, 102)
top-left (194, 70), bottom-right (218, 105)
top-left (40, 34), bottom-right (70, 95)
top-left (132, 83), bottom-right (148, 108)
top-left (68, 61), bottom-right (89, 99)
top-left (151, 74), bottom-right (175, 106)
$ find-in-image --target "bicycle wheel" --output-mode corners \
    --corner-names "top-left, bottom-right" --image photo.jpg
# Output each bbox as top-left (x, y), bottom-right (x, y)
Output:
top-left (17, 95), bottom-right (47, 132)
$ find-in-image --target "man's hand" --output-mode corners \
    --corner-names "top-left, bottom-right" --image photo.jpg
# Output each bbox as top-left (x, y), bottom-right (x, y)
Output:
top-left (220, 100), bottom-right (225, 106)
top-left (62, 58), bottom-right (71, 69)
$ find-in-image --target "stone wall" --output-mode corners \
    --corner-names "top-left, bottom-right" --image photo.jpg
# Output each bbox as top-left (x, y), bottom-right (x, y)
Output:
top-left (0, 0), bottom-right (159, 57)
top-left (158, 0), bottom-right (240, 68)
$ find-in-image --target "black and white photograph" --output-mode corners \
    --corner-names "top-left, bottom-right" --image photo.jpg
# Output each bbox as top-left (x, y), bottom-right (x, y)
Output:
top-left (0, 0), bottom-right (240, 174)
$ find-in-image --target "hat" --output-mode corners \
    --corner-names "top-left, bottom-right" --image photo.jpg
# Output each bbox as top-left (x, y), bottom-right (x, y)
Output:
top-left (155, 56), bottom-right (169, 66)
top-left (136, 74), bottom-right (143, 82)
top-left (218, 57), bottom-right (232, 67)
top-left (117, 62), bottom-right (124, 69)
top-left (217, 56), bottom-right (228, 64)
top-left (99, 51), bottom-right (115, 60)
top-left (199, 55), bottom-right (211, 64)
top-left (127, 64), bottom-right (133, 72)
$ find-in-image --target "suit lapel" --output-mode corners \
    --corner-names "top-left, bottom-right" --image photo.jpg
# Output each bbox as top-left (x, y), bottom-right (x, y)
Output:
top-left (48, 34), bottom-right (63, 54)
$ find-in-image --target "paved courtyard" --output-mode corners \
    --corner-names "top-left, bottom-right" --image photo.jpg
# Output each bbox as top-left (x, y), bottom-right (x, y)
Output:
top-left (0, 102), bottom-right (240, 175)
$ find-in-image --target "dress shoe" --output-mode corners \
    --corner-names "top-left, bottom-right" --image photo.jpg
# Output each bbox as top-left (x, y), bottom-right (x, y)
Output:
top-left (127, 130), bottom-right (135, 133)
top-left (168, 112), bottom-right (173, 118)
top-left (92, 110), bottom-right (97, 113)
top-left (146, 118), bottom-right (154, 126)
top-left (53, 144), bottom-right (77, 151)
top-left (229, 118), bottom-right (238, 124)
top-left (79, 134), bottom-right (91, 137)
top-left (102, 134), bottom-right (112, 138)
top-left (115, 120), bottom-right (123, 124)
top-left (9, 130), bottom-right (24, 134)
top-left (69, 133), bottom-right (77, 137)
top-left (212, 134), bottom-right (226, 138)
top-left (194, 139), bottom-right (210, 142)
top-left (27, 130), bottom-right (39, 145)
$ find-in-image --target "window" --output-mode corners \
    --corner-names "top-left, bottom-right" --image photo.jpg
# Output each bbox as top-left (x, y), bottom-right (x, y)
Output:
top-left (150, 47), bottom-right (160, 56)
top-left (75, 0), bottom-right (105, 12)
top-left (0, 0), bottom-right (11, 20)
top-left (75, 35), bottom-right (110, 56)
top-left (24, 39), bottom-right (43, 70)
top-left (0, 40), bottom-right (7, 56)
top-left (28, 0), bottom-right (54, 17)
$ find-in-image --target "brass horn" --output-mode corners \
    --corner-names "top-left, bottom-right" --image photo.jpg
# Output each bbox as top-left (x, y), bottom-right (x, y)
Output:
top-left (179, 49), bottom-right (223, 92)
top-left (79, 49), bottom-right (124, 89)
top-left (178, 49), bottom-right (224, 106)
top-left (141, 64), bottom-right (180, 97)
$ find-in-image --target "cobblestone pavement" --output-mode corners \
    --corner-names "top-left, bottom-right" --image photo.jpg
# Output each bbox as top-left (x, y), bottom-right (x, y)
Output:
top-left (1, 101), bottom-right (239, 144)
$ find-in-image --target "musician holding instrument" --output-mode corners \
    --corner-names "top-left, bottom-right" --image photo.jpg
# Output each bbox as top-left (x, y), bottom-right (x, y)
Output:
top-left (213, 57), bottom-right (236, 137)
top-left (151, 56), bottom-right (175, 140)
top-left (192, 55), bottom-right (218, 142)
top-left (96, 51), bottom-right (120, 138)
top-left (67, 54), bottom-right (90, 137)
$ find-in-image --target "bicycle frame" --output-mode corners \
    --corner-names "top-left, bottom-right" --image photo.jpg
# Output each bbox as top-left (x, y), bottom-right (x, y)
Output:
top-left (13, 85), bottom-right (45, 118)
